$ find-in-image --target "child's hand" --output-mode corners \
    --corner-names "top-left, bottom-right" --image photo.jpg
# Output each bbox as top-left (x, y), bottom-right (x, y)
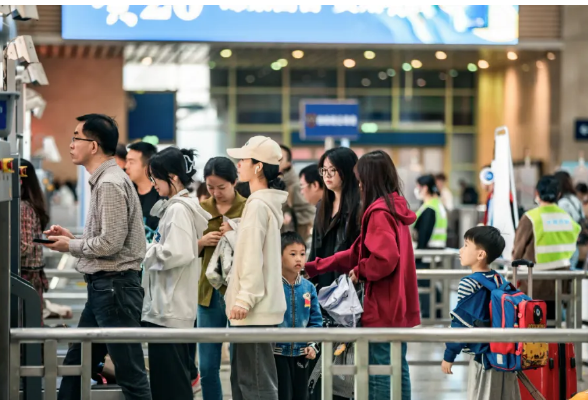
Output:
top-left (304, 347), bottom-right (317, 360)
top-left (441, 360), bottom-right (453, 375)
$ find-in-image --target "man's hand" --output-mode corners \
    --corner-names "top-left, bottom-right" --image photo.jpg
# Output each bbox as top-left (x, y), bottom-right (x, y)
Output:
top-left (441, 360), bottom-right (453, 375)
top-left (44, 236), bottom-right (71, 253)
top-left (229, 305), bottom-right (248, 320)
top-left (44, 225), bottom-right (74, 239)
top-left (303, 347), bottom-right (317, 360)
top-left (349, 269), bottom-right (358, 284)
top-left (199, 231), bottom-right (223, 247)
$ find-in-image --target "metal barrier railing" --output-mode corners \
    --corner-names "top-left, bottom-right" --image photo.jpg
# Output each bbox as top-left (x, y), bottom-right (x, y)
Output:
top-left (10, 327), bottom-right (588, 400)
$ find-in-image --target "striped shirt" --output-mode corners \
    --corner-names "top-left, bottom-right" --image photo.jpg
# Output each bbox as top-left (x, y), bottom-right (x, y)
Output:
top-left (457, 272), bottom-right (496, 303)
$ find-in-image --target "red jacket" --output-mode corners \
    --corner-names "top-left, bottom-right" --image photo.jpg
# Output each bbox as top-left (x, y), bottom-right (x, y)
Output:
top-left (305, 193), bottom-right (421, 328)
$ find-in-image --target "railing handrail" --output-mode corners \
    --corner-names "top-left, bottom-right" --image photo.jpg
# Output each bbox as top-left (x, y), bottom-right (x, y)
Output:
top-left (43, 269), bottom-right (588, 280)
top-left (10, 327), bottom-right (588, 344)
top-left (413, 248), bottom-right (459, 256)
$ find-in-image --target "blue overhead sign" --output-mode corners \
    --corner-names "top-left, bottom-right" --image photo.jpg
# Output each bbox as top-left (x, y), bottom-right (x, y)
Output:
top-left (62, 5), bottom-right (518, 45)
top-left (300, 101), bottom-right (359, 140)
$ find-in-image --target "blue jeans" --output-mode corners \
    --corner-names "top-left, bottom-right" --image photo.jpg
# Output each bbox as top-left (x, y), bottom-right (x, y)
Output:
top-left (369, 342), bottom-right (411, 400)
top-left (196, 289), bottom-right (228, 400)
top-left (58, 271), bottom-right (151, 400)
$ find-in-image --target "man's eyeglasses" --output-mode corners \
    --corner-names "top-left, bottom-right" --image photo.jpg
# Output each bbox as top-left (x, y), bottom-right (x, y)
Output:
top-left (318, 167), bottom-right (337, 177)
top-left (71, 137), bottom-right (97, 145)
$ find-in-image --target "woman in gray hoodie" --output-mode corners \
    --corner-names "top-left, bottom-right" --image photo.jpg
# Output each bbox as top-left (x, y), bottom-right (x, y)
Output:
top-left (142, 147), bottom-right (211, 400)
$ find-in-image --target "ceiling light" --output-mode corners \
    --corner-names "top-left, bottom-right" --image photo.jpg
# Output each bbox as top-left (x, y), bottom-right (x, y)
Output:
top-left (387, 68), bottom-right (396, 77)
top-left (277, 58), bottom-right (288, 67)
top-left (547, 52), bottom-right (556, 61)
top-left (478, 60), bottom-right (489, 69)
top-left (411, 59), bottom-right (422, 69)
top-left (467, 63), bottom-right (478, 72)
top-left (292, 50), bottom-right (304, 59)
top-left (507, 51), bottom-right (518, 60)
top-left (361, 78), bottom-right (371, 87)
top-left (536, 60), bottom-right (544, 69)
top-left (522, 64), bottom-right (530, 72)
top-left (271, 62), bottom-right (281, 71)
top-left (449, 69), bottom-right (458, 78)
top-left (208, 61), bottom-right (216, 69)
top-left (361, 123), bottom-right (378, 133)
top-left (343, 59), bottom-right (356, 68)
top-left (402, 63), bottom-right (412, 71)
top-left (220, 49), bottom-right (232, 58)
top-left (364, 50), bottom-right (376, 60)
top-left (417, 78), bottom-right (426, 87)
top-left (141, 56), bottom-right (152, 66)
top-left (378, 71), bottom-right (387, 80)
top-left (435, 51), bottom-right (447, 60)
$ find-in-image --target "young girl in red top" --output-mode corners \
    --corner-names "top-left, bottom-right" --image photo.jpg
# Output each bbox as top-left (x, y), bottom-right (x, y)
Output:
top-left (304, 150), bottom-right (420, 400)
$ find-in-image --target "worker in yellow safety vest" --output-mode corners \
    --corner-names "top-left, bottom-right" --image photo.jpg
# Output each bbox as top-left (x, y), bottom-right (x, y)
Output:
top-left (513, 175), bottom-right (580, 322)
top-left (413, 174), bottom-right (448, 320)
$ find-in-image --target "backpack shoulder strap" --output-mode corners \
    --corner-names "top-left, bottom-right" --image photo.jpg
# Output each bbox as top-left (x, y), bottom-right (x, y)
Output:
top-left (468, 272), bottom-right (504, 292)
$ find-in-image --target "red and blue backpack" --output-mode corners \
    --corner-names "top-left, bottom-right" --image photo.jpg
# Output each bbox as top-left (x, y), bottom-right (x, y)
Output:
top-left (469, 273), bottom-right (548, 372)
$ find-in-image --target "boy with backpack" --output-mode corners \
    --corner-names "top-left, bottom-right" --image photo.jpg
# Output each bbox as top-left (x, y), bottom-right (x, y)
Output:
top-left (441, 226), bottom-right (521, 400)
top-left (274, 232), bottom-right (322, 400)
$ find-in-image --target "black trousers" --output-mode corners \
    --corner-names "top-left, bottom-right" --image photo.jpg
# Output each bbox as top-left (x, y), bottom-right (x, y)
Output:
top-left (143, 322), bottom-right (193, 400)
top-left (275, 354), bottom-right (312, 400)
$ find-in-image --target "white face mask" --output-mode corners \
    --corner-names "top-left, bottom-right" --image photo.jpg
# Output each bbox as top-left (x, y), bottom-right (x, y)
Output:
top-left (414, 187), bottom-right (423, 201)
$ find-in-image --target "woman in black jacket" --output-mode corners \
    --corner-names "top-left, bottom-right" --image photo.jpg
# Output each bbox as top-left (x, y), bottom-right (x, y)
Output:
top-left (306, 147), bottom-right (361, 400)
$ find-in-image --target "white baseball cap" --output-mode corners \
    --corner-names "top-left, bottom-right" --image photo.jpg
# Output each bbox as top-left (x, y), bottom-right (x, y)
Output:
top-left (226, 136), bottom-right (283, 165)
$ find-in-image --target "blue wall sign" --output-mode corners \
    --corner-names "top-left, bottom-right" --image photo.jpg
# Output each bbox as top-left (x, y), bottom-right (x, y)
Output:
top-left (576, 119), bottom-right (588, 141)
top-left (128, 91), bottom-right (176, 142)
top-left (300, 101), bottom-right (359, 140)
top-left (62, 5), bottom-right (518, 45)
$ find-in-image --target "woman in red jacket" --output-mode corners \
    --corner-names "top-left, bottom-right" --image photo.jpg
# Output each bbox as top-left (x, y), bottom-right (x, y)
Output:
top-left (305, 150), bottom-right (419, 400)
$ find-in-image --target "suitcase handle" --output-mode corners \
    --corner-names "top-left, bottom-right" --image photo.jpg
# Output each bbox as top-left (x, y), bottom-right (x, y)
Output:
top-left (511, 259), bottom-right (535, 298)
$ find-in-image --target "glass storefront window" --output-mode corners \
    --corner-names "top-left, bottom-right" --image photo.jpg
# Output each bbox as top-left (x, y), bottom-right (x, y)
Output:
top-left (210, 68), bottom-right (229, 87)
top-left (237, 68), bottom-right (282, 87)
top-left (236, 94), bottom-right (282, 123)
top-left (451, 133), bottom-right (475, 164)
top-left (346, 95), bottom-right (392, 122)
top-left (402, 70), bottom-right (446, 89)
top-left (291, 69), bottom-right (337, 88)
top-left (453, 96), bottom-right (475, 126)
top-left (345, 69), bottom-right (393, 89)
top-left (452, 70), bottom-right (476, 89)
top-left (400, 96), bottom-right (444, 123)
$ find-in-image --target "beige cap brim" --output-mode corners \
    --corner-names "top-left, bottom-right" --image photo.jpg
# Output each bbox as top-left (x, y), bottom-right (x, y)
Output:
top-left (226, 147), bottom-right (252, 160)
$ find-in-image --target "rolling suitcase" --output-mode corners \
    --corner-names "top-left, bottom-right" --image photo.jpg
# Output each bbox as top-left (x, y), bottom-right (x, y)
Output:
top-left (515, 260), bottom-right (578, 400)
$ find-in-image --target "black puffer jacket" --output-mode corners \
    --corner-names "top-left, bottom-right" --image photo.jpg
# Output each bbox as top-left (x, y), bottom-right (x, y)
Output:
top-left (307, 201), bottom-right (360, 292)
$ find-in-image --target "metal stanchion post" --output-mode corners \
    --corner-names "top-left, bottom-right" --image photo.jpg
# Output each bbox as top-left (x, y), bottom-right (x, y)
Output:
top-left (0, 201), bottom-right (10, 400)
top-left (391, 342), bottom-right (402, 400)
top-left (555, 279), bottom-right (562, 328)
top-left (321, 342), bottom-right (333, 400)
top-left (354, 339), bottom-right (369, 400)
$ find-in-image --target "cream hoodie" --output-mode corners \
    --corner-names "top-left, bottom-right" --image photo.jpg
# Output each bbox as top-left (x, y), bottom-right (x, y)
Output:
top-left (225, 188), bottom-right (288, 326)
top-left (142, 192), bottom-right (211, 328)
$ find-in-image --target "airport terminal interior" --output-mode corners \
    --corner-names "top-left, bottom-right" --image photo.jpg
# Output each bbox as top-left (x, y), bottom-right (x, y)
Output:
top-left (4, 4), bottom-right (588, 400)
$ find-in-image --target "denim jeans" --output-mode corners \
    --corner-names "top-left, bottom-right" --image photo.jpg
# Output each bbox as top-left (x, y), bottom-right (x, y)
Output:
top-left (58, 271), bottom-right (151, 400)
top-left (368, 342), bottom-right (411, 400)
top-left (196, 289), bottom-right (228, 400)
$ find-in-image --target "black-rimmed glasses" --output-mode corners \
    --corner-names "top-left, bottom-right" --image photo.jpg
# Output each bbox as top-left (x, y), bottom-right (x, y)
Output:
top-left (318, 167), bottom-right (337, 177)
top-left (71, 137), bottom-right (97, 145)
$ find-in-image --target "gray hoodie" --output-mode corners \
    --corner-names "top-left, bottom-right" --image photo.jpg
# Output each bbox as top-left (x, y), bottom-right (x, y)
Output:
top-left (225, 188), bottom-right (288, 326)
top-left (142, 192), bottom-right (211, 328)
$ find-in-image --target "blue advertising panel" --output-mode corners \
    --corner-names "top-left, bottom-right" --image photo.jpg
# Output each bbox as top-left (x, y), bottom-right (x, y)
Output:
top-left (62, 5), bottom-right (518, 45)
top-left (128, 91), bottom-right (176, 142)
top-left (300, 101), bottom-right (359, 140)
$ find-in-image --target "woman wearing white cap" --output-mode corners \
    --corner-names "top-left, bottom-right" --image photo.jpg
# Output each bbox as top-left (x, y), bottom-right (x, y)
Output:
top-left (226, 136), bottom-right (288, 400)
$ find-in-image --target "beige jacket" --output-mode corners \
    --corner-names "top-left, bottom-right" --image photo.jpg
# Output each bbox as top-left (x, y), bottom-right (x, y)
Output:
top-left (225, 189), bottom-right (288, 326)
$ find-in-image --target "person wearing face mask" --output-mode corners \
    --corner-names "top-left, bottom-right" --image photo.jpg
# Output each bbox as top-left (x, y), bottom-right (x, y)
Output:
top-left (413, 174), bottom-right (448, 319)
top-left (513, 175), bottom-right (580, 322)
top-left (413, 174), bottom-right (447, 250)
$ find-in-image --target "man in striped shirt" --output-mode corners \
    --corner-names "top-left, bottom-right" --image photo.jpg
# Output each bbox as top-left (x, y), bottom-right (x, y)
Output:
top-left (441, 226), bottom-right (521, 400)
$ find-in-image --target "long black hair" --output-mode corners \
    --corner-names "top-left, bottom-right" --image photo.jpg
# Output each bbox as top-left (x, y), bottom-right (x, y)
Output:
top-left (356, 150), bottom-right (403, 217)
top-left (252, 158), bottom-right (286, 190)
top-left (149, 147), bottom-right (197, 193)
top-left (20, 159), bottom-right (49, 229)
top-left (417, 174), bottom-right (440, 196)
top-left (554, 170), bottom-right (576, 197)
top-left (203, 156), bottom-right (238, 184)
top-left (316, 147), bottom-right (360, 239)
